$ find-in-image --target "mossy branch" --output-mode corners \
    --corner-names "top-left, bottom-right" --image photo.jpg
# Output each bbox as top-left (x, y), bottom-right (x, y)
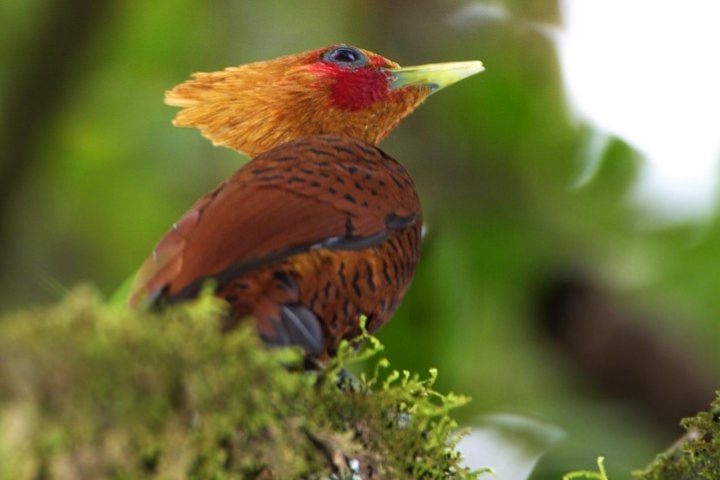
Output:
top-left (0, 287), bottom-right (485, 479)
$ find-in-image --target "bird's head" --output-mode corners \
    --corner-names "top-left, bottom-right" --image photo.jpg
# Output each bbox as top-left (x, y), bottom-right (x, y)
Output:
top-left (166, 44), bottom-right (483, 157)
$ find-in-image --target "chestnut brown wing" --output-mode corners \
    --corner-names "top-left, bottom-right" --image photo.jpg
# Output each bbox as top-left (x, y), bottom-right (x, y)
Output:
top-left (128, 134), bottom-right (420, 306)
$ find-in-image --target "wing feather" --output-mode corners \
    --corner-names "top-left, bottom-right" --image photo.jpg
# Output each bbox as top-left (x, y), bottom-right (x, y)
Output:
top-left (128, 135), bottom-right (420, 306)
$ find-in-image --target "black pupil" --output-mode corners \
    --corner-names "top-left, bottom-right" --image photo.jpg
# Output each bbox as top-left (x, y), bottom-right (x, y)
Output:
top-left (332, 48), bottom-right (358, 63)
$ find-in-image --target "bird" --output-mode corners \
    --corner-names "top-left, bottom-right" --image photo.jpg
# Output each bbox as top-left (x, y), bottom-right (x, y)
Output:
top-left (129, 44), bottom-right (483, 358)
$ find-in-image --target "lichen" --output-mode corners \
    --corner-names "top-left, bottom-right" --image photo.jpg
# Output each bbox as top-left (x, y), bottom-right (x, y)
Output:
top-left (0, 287), bottom-right (485, 479)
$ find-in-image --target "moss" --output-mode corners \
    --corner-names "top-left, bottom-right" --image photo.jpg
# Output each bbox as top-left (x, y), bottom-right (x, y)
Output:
top-left (0, 287), bottom-right (485, 479)
top-left (563, 457), bottom-right (609, 480)
top-left (633, 392), bottom-right (720, 480)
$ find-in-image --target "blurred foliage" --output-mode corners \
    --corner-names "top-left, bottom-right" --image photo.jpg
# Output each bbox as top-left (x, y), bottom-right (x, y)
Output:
top-left (2, 0), bottom-right (720, 478)
top-left (0, 288), bottom-right (482, 479)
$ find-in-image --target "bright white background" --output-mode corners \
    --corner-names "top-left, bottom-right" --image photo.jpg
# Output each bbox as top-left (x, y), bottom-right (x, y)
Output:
top-left (451, 1), bottom-right (720, 222)
top-left (558, 0), bottom-right (720, 221)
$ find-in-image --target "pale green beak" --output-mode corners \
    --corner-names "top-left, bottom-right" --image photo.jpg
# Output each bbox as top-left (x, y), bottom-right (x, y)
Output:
top-left (387, 60), bottom-right (484, 93)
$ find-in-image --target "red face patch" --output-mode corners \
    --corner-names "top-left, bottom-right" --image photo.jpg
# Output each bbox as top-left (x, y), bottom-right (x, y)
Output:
top-left (310, 62), bottom-right (392, 111)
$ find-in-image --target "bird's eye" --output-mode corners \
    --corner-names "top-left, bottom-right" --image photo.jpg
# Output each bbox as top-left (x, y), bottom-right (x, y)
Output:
top-left (322, 46), bottom-right (368, 68)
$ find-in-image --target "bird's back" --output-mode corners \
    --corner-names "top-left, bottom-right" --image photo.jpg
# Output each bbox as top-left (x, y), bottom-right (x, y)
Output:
top-left (130, 135), bottom-right (422, 357)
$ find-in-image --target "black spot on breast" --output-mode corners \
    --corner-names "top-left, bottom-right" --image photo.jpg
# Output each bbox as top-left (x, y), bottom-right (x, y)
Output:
top-left (348, 166), bottom-right (358, 174)
top-left (365, 262), bottom-right (376, 292)
top-left (300, 168), bottom-right (314, 174)
top-left (328, 187), bottom-right (337, 194)
top-left (352, 270), bottom-right (362, 297)
top-left (259, 175), bottom-right (283, 182)
top-left (405, 230), bottom-right (415, 252)
top-left (395, 254), bottom-right (406, 280)
top-left (386, 237), bottom-right (400, 256)
top-left (397, 230), bottom-right (409, 253)
top-left (345, 216), bottom-right (355, 236)
top-left (333, 145), bottom-right (355, 155)
top-left (344, 193), bottom-right (357, 204)
top-left (354, 181), bottom-right (364, 191)
top-left (310, 181), bottom-right (320, 187)
top-left (381, 259), bottom-right (392, 285)
top-left (338, 262), bottom-right (347, 288)
top-left (287, 176), bottom-right (306, 184)
top-left (309, 147), bottom-right (333, 156)
top-left (252, 167), bottom-right (273, 175)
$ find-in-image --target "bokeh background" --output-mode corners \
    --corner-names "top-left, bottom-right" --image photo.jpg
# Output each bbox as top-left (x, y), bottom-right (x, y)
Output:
top-left (2, 0), bottom-right (720, 478)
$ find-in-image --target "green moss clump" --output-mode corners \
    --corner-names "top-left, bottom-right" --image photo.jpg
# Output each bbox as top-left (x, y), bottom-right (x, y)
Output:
top-left (0, 287), bottom-right (483, 479)
top-left (634, 392), bottom-right (720, 480)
